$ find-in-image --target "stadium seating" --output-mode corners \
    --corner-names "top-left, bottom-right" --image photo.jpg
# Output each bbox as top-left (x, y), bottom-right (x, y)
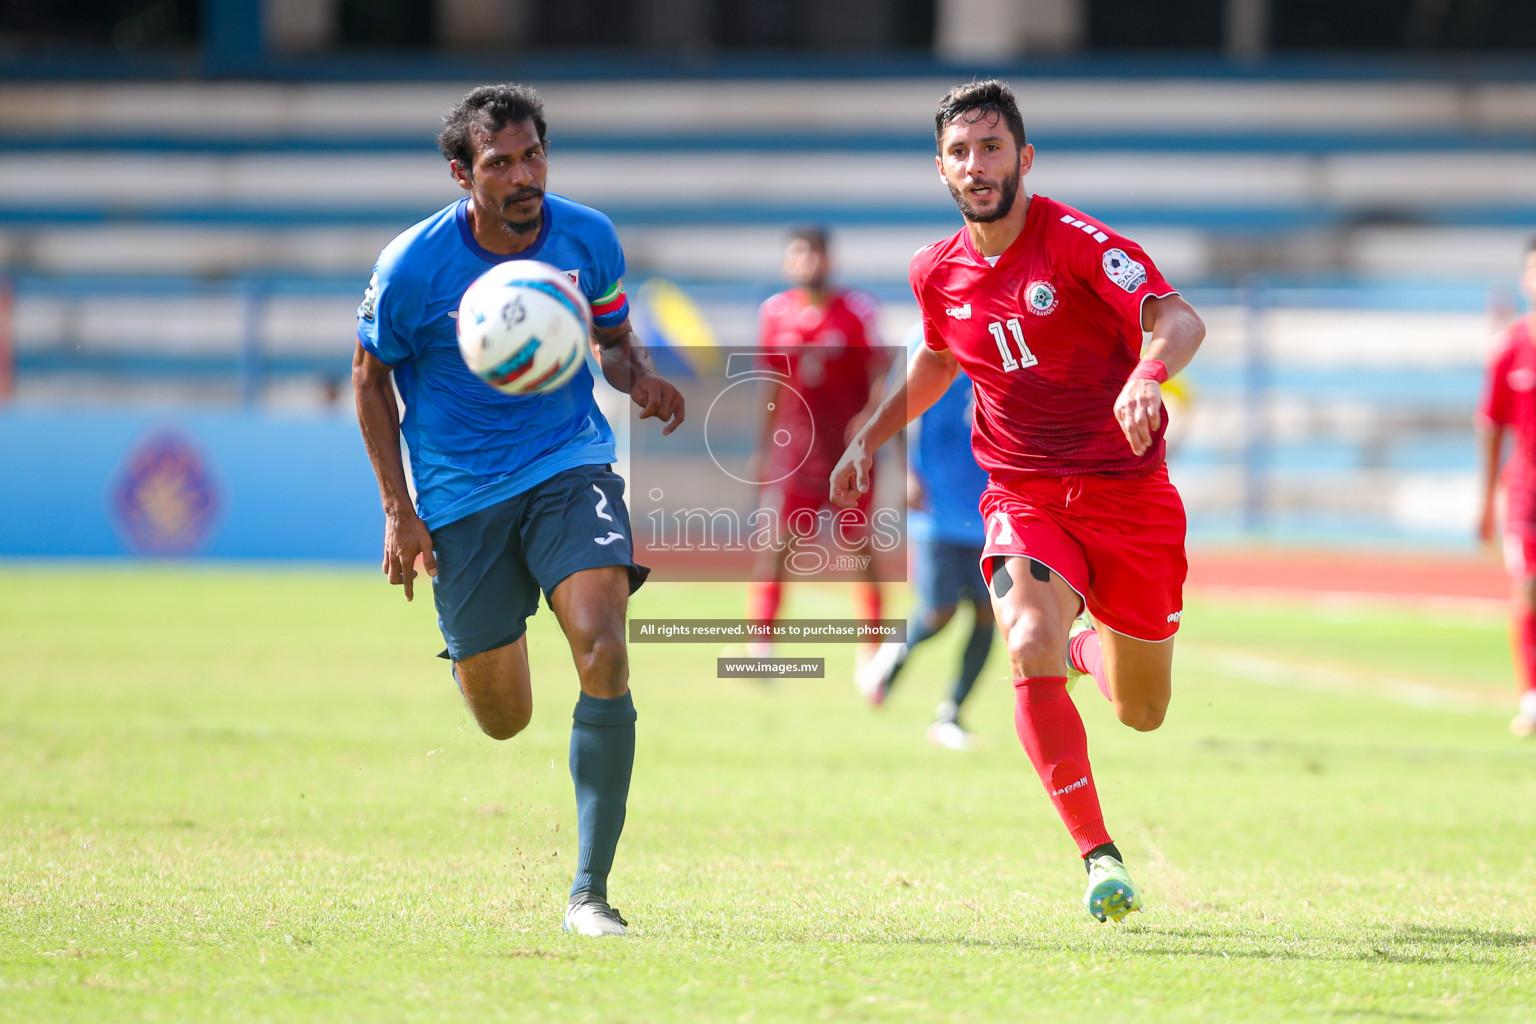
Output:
top-left (1, 74), bottom-right (1530, 542)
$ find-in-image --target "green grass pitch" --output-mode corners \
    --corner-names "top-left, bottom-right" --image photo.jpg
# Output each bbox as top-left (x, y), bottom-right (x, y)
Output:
top-left (3, 564), bottom-right (1535, 1022)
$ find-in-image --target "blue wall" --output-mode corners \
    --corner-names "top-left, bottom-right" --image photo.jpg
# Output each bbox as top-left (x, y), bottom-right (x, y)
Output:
top-left (0, 409), bottom-right (383, 560)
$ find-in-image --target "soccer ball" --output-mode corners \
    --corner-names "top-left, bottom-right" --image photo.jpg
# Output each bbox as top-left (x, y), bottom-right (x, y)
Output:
top-left (456, 260), bottom-right (593, 395)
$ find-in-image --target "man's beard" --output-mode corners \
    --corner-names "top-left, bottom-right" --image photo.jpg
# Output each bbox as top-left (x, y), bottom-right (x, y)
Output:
top-left (497, 187), bottom-right (545, 234)
top-left (947, 164), bottom-right (1020, 224)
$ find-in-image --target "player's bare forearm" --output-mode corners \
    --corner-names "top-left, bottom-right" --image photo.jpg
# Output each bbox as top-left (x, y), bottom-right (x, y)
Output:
top-left (592, 322), bottom-right (655, 393)
top-left (830, 344), bottom-right (957, 506)
top-left (1477, 426), bottom-right (1505, 543)
top-left (352, 343), bottom-right (436, 599)
top-left (1116, 296), bottom-right (1206, 456)
top-left (855, 344), bottom-right (958, 453)
top-left (353, 343), bottom-right (414, 515)
top-left (593, 319), bottom-right (685, 434)
top-left (755, 376), bottom-right (783, 454)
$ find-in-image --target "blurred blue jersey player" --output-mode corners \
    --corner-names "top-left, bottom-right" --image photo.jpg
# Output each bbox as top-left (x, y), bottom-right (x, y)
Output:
top-left (856, 324), bottom-right (994, 749)
top-left (352, 84), bottom-right (685, 937)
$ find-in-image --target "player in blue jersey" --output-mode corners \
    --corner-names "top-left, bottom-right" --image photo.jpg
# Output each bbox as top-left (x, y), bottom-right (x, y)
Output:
top-left (352, 84), bottom-right (684, 937)
top-left (856, 324), bottom-right (994, 750)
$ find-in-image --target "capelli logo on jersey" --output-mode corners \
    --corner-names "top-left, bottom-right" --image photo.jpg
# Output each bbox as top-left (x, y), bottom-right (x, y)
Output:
top-left (945, 303), bottom-right (972, 319)
top-left (1167, 610), bottom-right (1182, 623)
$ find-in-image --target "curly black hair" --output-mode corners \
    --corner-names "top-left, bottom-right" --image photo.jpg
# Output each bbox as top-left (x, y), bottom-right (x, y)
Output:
top-left (436, 84), bottom-right (547, 168)
top-left (934, 79), bottom-right (1026, 153)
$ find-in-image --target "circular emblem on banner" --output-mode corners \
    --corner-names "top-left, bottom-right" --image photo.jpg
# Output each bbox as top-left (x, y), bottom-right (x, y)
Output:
top-left (1026, 280), bottom-right (1058, 315)
top-left (110, 430), bottom-right (220, 555)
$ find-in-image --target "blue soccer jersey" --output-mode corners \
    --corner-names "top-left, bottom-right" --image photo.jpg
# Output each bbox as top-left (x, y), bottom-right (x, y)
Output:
top-left (899, 325), bottom-right (989, 545)
top-left (357, 194), bottom-right (633, 531)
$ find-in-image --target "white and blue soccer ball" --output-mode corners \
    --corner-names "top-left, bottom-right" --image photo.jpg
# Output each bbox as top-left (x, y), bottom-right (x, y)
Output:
top-left (456, 260), bottom-right (593, 395)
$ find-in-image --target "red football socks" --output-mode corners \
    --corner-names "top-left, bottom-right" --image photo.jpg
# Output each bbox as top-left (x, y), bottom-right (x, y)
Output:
top-left (1013, 676), bottom-right (1112, 855)
top-left (1514, 604), bottom-right (1536, 694)
top-left (746, 581), bottom-right (782, 627)
top-left (1069, 626), bottom-right (1113, 702)
top-left (855, 583), bottom-right (882, 631)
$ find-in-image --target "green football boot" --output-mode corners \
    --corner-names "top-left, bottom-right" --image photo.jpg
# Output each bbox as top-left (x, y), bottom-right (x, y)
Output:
top-left (1084, 853), bottom-right (1143, 923)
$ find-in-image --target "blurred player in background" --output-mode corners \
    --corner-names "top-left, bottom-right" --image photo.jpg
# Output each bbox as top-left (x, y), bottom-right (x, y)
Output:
top-left (745, 226), bottom-right (892, 658)
top-left (832, 80), bottom-right (1205, 923)
top-left (857, 323), bottom-right (994, 751)
top-left (352, 84), bottom-right (684, 937)
top-left (1476, 233), bottom-right (1536, 737)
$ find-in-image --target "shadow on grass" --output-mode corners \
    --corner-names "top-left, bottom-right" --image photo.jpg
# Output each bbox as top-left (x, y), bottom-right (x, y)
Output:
top-left (1392, 924), bottom-right (1536, 947)
top-left (850, 923), bottom-right (1534, 967)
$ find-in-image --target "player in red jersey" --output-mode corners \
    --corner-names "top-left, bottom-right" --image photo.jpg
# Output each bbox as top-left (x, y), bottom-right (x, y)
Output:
top-left (1476, 234), bottom-right (1536, 737)
top-left (831, 80), bottom-right (1206, 922)
top-left (746, 226), bottom-right (892, 657)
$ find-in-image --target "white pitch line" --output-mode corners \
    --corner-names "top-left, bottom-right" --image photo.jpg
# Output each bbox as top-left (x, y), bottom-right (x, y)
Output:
top-left (1180, 645), bottom-right (1504, 714)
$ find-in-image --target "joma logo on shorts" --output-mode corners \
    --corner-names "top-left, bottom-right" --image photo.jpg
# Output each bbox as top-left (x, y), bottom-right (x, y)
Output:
top-left (1167, 610), bottom-right (1182, 622)
top-left (1053, 776), bottom-right (1089, 797)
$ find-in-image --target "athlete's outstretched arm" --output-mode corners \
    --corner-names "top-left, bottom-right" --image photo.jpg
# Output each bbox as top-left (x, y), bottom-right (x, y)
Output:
top-left (830, 342), bottom-right (959, 507)
top-left (1116, 295), bottom-right (1206, 457)
top-left (352, 342), bottom-right (437, 601)
top-left (1478, 423), bottom-right (1506, 545)
top-left (592, 318), bottom-right (685, 435)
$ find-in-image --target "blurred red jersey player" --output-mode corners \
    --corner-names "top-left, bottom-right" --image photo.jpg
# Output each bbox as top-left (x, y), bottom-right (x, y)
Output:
top-left (1476, 234), bottom-right (1536, 737)
top-left (831, 80), bottom-right (1206, 923)
top-left (746, 226), bottom-right (892, 658)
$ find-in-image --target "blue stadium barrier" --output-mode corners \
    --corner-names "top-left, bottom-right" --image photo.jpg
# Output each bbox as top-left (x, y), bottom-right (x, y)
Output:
top-left (0, 409), bottom-right (383, 560)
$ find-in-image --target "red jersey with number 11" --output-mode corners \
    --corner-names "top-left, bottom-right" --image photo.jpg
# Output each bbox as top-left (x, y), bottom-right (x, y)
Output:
top-left (910, 194), bottom-right (1178, 483)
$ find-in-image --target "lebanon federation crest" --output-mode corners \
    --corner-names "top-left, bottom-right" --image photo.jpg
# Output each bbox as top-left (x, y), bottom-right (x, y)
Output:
top-left (1025, 280), bottom-right (1058, 315)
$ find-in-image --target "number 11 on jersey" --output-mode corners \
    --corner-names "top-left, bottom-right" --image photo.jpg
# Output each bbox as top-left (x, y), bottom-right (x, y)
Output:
top-left (988, 317), bottom-right (1037, 371)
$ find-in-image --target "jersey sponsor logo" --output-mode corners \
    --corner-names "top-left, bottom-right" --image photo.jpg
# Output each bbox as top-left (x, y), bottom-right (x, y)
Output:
top-left (1102, 248), bottom-right (1147, 293)
top-left (595, 531), bottom-right (625, 546)
top-left (945, 303), bottom-right (972, 320)
top-left (358, 274), bottom-right (379, 322)
top-left (1025, 280), bottom-right (1058, 316)
top-left (1167, 610), bottom-right (1182, 623)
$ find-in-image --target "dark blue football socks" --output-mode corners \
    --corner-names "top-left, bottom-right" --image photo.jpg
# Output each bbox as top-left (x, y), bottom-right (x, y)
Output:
top-left (568, 690), bottom-right (636, 901)
top-left (948, 618), bottom-right (995, 714)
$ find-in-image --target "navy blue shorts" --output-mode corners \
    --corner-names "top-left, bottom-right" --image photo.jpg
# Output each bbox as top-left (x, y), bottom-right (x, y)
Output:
top-left (430, 464), bottom-right (648, 662)
top-left (911, 536), bottom-right (987, 615)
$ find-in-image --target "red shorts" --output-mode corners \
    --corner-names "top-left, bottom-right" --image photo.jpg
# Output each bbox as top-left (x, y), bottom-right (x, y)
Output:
top-left (979, 465), bottom-right (1187, 641)
top-left (762, 479), bottom-right (874, 544)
